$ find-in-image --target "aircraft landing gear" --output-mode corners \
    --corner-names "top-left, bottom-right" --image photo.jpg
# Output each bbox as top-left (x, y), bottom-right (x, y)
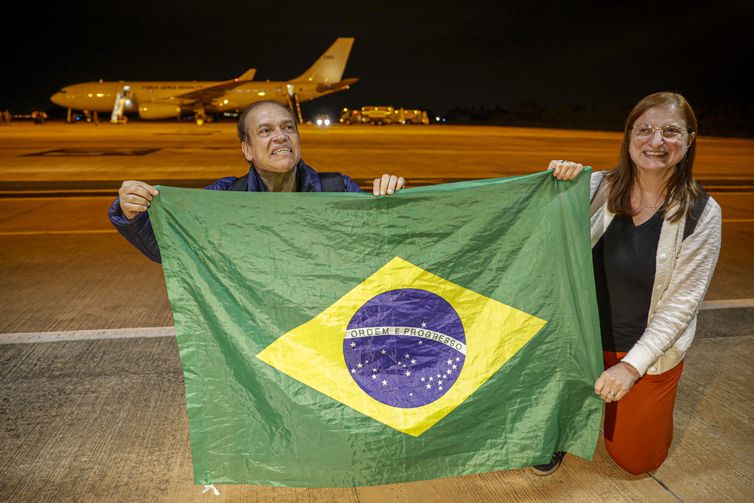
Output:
top-left (194, 105), bottom-right (206, 126)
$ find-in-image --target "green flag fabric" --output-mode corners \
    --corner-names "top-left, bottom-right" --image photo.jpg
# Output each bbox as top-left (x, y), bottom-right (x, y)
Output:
top-left (149, 170), bottom-right (602, 487)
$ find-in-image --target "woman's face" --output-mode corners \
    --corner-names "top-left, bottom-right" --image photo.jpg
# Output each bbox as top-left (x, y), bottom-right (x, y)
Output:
top-left (629, 106), bottom-right (694, 175)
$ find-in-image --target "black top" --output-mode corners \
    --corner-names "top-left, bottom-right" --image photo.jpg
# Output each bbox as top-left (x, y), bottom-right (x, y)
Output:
top-left (593, 212), bottom-right (664, 352)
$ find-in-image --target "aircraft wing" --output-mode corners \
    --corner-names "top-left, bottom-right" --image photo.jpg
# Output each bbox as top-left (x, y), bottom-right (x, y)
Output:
top-left (172, 69), bottom-right (257, 102)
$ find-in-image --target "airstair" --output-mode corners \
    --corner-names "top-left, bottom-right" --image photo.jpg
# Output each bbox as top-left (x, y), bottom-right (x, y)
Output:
top-left (111, 86), bottom-right (131, 123)
top-left (286, 84), bottom-right (304, 123)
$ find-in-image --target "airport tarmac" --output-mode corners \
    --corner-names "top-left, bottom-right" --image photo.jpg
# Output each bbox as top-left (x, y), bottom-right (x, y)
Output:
top-left (0, 121), bottom-right (752, 502)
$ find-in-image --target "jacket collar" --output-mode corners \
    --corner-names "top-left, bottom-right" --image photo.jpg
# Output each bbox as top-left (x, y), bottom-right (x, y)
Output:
top-left (246, 160), bottom-right (320, 192)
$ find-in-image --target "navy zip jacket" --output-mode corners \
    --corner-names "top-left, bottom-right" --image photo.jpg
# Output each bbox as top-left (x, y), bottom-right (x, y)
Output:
top-left (108, 160), bottom-right (362, 263)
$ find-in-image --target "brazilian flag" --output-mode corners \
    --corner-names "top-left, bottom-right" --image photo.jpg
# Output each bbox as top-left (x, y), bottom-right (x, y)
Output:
top-left (149, 170), bottom-right (602, 487)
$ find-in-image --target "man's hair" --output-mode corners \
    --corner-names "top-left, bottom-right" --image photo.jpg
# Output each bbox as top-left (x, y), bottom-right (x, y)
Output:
top-left (236, 100), bottom-right (297, 143)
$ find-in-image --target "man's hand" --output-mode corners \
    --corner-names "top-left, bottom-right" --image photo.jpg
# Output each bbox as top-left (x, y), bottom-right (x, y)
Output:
top-left (594, 362), bottom-right (640, 403)
top-left (118, 180), bottom-right (159, 220)
top-left (548, 160), bottom-right (584, 181)
top-left (373, 174), bottom-right (406, 196)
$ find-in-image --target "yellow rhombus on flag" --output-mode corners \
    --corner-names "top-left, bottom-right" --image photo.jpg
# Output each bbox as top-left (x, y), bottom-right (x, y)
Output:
top-left (257, 256), bottom-right (546, 437)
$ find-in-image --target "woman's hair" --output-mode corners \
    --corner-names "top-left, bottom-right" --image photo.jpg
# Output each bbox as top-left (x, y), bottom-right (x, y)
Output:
top-left (606, 91), bottom-right (702, 222)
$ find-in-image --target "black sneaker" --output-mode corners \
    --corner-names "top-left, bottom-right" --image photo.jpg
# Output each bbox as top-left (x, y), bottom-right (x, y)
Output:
top-left (531, 451), bottom-right (565, 476)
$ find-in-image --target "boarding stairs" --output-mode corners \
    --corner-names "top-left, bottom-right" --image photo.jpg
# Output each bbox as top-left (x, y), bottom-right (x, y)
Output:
top-left (286, 84), bottom-right (304, 123)
top-left (111, 86), bottom-right (131, 123)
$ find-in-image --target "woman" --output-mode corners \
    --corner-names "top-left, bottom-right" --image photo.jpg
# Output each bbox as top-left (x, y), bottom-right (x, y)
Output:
top-left (537, 92), bottom-right (722, 475)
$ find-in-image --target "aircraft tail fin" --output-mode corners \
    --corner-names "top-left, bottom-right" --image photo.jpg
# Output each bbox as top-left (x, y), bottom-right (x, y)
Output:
top-left (292, 37), bottom-right (354, 84)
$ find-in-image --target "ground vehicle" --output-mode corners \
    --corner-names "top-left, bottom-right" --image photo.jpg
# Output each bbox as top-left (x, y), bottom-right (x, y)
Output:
top-left (339, 108), bottom-right (362, 124)
top-left (340, 106), bottom-right (430, 125)
top-left (395, 108), bottom-right (430, 125)
top-left (359, 106), bottom-right (395, 125)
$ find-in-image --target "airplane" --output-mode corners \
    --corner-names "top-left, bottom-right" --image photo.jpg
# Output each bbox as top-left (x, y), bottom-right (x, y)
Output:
top-left (50, 38), bottom-right (357, 125)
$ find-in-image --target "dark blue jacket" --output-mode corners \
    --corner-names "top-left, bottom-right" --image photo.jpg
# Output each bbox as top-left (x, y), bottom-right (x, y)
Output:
top-left (108, 160), bottom-right (363, 263)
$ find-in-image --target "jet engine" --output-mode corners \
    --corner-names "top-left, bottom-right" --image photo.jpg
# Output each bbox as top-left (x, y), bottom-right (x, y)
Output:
top-left (138, 103), bottom-right (181, 120)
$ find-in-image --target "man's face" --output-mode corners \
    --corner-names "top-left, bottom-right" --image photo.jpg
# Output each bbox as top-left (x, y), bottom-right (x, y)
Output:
top-left (241, 103), bottom-right (301, 174)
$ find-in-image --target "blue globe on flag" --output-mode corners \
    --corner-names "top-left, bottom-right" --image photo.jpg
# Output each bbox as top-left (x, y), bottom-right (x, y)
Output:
top-left (343, 288), bottom-right (467, 408)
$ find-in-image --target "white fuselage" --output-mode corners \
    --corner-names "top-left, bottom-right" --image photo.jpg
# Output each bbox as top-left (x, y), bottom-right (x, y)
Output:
top-left (50, 80), bottom-right (328, 114)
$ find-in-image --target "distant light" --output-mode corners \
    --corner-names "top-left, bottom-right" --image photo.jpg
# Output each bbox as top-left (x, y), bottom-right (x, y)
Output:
top-left (223, 99), bottom-right (229, 104)
top-left (442, 118), bottom-right (446, 122)
top-left (257, 91), bottom-right (266, 96)
top-left (324, 119), bottom-right (331, 126)
top-left (316, 119), bottom-right (323, 126)
top-left (96, 93), bottom-right (105, 97)
top-left (88, 93), bottom-right (93, 97)
top-left (435, 116), bottom-right (440, 122)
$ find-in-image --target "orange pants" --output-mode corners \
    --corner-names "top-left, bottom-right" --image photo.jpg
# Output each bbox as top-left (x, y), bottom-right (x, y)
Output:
top-left (602, 351), bottom-right (684, 475)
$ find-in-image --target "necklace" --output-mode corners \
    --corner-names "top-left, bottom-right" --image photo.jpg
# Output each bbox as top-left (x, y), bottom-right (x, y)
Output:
top-left (633, 191), bottom-right (664, 210)
top-left (639, 198), bottom-right (663, 209)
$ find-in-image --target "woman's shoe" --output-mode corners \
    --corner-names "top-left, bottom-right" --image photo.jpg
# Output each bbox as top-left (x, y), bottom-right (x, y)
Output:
top-left (531, 451), bottom-right (565, 476)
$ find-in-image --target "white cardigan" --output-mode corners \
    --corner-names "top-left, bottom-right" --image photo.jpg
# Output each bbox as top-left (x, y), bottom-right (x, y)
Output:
top-left (589, 171), bottom-right (722, 375)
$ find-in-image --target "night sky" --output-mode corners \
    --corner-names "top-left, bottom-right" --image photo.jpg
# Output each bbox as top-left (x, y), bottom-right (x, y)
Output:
top-left (4, 0), bottom-right (752, 125)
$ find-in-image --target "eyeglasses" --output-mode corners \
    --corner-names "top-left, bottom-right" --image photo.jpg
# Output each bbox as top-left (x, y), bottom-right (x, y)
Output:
top-left (632, 123), bottom-right (689, 141)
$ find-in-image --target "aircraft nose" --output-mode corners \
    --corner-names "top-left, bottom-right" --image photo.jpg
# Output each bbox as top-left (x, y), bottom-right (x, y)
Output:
top-left (50, 92), bottom-right (65, 107)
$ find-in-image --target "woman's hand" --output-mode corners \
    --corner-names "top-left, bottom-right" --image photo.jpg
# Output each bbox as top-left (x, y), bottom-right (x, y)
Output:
top-left (548, 160), bottom-right (584, 181)
top-left (594, 362), bottom-right (640, 403)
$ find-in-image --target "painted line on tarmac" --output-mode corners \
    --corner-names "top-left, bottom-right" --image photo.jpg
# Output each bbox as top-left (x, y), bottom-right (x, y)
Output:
top-left (0, 229), bottom-right (117, 236)
top-left (701, 298), bottom-right (754, 310)
top-left (2, 300), bottom-right (753, 344)
top-left (0, 326), bottom-right (175, 345)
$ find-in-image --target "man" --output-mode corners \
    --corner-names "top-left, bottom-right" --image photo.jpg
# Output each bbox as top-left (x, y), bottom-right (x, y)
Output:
top-left (109, 100), bottom-right (406, 262)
